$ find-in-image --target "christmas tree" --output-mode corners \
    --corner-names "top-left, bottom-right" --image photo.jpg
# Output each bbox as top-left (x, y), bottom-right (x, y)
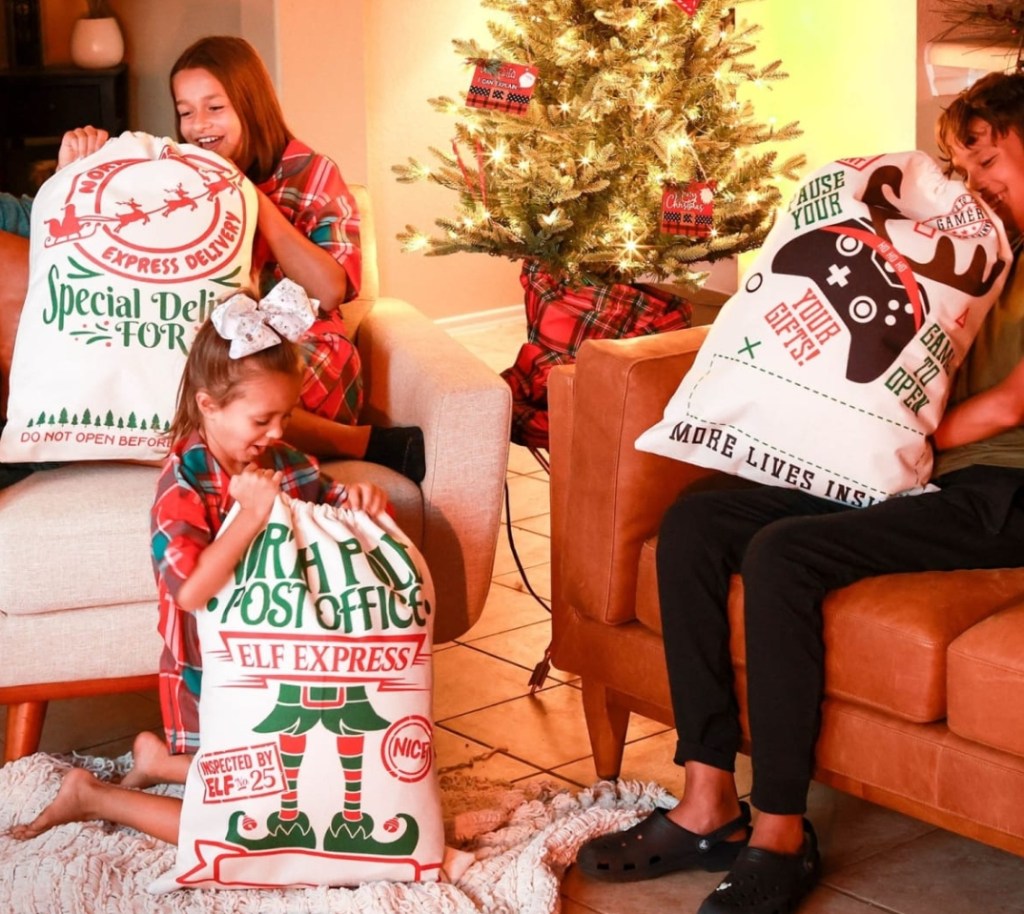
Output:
top-left (394, 0), bottom-right (806, 288)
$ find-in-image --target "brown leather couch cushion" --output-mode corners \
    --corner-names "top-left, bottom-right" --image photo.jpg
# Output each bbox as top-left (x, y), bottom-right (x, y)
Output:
top-left (948, 604), bottom-right (1024, 756)
top-left (0, 230), bottom-right (30, 421)
top-left (559, 330), bottom-right (712, 629)
top-left (638, 537), bottom-right (1024, 723)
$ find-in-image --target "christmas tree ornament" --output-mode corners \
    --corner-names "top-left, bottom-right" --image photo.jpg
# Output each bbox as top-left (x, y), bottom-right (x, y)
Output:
top-left (474, 141), bottom-right (489, 210)
top-left (661, 181), bottom-right (717, 239)
top-left (450, 138), bottom-right (490, 209)
top-left (465, 59), bottom-right (538, 115)
top-left (673, 0), bottom-right (704, 15)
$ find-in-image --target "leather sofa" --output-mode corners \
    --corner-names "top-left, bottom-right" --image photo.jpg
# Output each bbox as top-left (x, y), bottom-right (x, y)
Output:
top-left (0, 185), bottom-right (511, 762)
top-left (548, 326), bottom-right (1024, 857)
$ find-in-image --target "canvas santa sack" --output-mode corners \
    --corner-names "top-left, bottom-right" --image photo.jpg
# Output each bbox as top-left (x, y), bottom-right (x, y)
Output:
top-left (636, 151), bottom-right (1012, 507)
top-left (151, 494), bottom-right (443, 892)
top-left (0, 131), bottom-right (256, 463)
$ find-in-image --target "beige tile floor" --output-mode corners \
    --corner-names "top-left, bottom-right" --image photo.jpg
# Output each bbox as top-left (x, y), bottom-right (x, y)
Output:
top-left (3, 317), bottom-right (1023, 913)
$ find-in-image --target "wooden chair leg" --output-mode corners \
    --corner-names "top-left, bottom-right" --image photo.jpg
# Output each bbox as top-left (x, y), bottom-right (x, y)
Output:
top-left (4, 700), bottom-right (48, 763)
top-left (581, 679), bottom-right (630, 779)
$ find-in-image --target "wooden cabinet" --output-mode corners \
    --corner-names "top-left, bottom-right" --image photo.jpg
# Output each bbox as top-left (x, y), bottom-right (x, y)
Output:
top-left (0, 64), bottom-right (128, 195)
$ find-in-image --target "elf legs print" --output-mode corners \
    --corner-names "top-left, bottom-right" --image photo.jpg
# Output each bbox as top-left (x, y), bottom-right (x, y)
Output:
top-left (225, 683), bottom-right (418, 855)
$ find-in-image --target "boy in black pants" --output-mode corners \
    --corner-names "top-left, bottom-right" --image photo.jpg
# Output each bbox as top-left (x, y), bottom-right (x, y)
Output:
top-left (577, 70), bottom-right (1024, 914)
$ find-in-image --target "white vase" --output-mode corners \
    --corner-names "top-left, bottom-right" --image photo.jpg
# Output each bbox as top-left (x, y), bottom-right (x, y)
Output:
top-left (70, 17), bottom-right (125, 69)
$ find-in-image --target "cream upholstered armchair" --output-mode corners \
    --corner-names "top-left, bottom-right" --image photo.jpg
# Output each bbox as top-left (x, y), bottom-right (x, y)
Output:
top-left (0, 185), bottom-right (511, 761)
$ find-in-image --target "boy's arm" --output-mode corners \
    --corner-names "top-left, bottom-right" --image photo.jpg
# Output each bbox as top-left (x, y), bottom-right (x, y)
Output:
top-left (934, 356), bottom-right (1024, 450)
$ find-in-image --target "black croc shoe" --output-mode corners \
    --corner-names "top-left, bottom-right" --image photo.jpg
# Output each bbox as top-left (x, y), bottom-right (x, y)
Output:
top-left (575, 802), bottom-right (752, 883)
top-left (697, 818), bottom-right (822, 914)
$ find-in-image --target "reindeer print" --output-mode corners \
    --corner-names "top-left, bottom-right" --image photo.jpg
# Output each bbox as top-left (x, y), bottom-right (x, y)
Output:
top-left (161, 183), bottom-right (199, 217)
top-left (112, 198), bottom-right (151, 234)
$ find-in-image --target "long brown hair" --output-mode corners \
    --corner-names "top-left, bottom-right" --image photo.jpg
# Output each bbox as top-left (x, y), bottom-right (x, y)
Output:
top-left (170, 35), bottom-right (291, 183)
top-left (168, 316), bottom-right (305, 443)
top-left (937, 71), bottom-right (1024, 169)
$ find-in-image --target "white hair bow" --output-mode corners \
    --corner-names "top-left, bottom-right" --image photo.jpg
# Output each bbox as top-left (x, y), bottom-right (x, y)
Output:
top-left (211, 279), bottom-right (318, 359)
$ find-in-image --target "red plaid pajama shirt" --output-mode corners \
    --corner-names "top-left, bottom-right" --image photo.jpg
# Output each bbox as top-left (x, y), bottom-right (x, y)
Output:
top-left (150, 434), bottom-right (348, 754)
top-left (255, 138), bottom-right (364, 424)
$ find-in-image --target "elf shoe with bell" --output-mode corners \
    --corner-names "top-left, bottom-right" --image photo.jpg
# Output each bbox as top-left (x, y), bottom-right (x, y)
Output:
top-left (225, 809), bottom-right (317, 851)
top-left (323, 811), bottom-right (420, 855)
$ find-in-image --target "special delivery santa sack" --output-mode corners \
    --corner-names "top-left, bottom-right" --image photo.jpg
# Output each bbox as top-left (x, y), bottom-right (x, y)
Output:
top-left (151, 494), bottom-right (443, 891)
top-left (0, 131), bottom-right (256, 463)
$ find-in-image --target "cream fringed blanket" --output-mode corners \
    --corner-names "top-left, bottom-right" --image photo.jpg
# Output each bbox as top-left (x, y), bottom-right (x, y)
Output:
top-left (0, 753), bottom-right (674, 914)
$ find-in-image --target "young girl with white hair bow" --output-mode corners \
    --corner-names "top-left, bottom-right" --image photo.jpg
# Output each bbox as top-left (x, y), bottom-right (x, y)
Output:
top-left (9, 287), bottom-right (389, 844)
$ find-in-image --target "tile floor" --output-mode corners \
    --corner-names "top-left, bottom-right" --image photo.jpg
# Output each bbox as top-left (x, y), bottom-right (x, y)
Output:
top-left (3, 317), bottom-right (1023, 913)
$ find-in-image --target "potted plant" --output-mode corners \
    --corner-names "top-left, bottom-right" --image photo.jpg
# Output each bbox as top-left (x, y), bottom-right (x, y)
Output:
top-left (71, 0), bottom-right (124, 69)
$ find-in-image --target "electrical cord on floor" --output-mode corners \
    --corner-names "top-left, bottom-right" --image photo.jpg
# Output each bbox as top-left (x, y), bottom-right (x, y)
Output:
top-left (503, 481), bottom-right (551, 612)
top-left (502, 480), bottom-right (554, 694)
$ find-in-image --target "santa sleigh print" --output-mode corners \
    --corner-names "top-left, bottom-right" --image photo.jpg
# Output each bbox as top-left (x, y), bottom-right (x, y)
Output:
top-left (43, 148), bottom-right (243, 249)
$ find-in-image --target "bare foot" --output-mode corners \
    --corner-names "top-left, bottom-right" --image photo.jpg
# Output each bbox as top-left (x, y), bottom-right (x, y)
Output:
top-left (120, 731), bottom-right (170, 789)
top-left (9, 768), bottom-right (99, 840)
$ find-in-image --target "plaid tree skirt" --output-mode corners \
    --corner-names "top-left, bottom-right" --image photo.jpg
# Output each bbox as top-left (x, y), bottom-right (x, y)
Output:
top-left (501, 262), bottom-right (692, 450)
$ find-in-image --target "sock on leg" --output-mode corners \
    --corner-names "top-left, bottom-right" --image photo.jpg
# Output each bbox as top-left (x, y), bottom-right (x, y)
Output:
top-left (364, 426), bottom-right (426, 483)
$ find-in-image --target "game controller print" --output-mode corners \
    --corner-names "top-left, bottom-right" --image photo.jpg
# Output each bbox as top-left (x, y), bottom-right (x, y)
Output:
top-left (772, 216), bottom-right (928, 382)
top-left (772, 164), bottom-right (1007, 383)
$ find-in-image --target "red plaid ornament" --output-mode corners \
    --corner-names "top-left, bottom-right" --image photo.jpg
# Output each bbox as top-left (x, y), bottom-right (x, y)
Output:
top-left (673, 0), bottom-right (703, 14)
top-left (466, 60), bottom-right (538, 116)
top-left (661, 181), bottom-right (716, 238)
